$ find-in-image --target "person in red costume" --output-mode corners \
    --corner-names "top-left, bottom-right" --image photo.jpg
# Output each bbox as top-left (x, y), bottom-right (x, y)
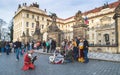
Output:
top-left (22, 50), bottom-right (37, 71)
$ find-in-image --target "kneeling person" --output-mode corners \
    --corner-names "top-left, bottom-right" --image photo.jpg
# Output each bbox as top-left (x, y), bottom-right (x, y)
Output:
top-left (22, 50), bottom-right (37, 71)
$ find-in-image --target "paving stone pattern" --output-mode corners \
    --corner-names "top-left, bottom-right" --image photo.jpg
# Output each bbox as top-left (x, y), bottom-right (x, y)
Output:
top-left (88, 52), bottom-right (120, 62)
top-left (0, 53), bottom-right (120, 75)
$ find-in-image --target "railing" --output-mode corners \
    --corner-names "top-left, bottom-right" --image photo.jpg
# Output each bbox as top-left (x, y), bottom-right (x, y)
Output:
top-left (89, 44), bottom-right (118, 47)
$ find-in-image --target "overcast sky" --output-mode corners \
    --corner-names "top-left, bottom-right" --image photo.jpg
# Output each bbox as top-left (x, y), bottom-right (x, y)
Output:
top-left (0, 0), bottom-right (118, 23)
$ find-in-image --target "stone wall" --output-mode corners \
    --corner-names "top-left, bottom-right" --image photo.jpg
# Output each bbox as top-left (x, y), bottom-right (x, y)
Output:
top-left (89, 46), bottom-right (118, 53)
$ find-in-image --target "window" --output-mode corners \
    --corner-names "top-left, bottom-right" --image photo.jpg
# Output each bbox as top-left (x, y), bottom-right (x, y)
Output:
top-left (42, 25), bottom-right (44, 29)
top-left (112, 32), bottom-right (114, 34)
top-left (26, 22), bottom-right (29, 27)
top-left (37, 16), bottom-right (39, 20)
top-left (98, 33), bottom-right (101, 36)
top-left (92, 20), bottom-right (94, 23)
top-left (32, 15), bottom-right (34, 19)
top-left (26, 14), bottom-right (29, 18)
top-left (47, 22), bottom-right (49, 26)
top-left (99, 40), bottom-right (101, 42)
top-left (32, 23), bottom-right (34, 28)
top-left (42, 17), bottom-right (44, 21)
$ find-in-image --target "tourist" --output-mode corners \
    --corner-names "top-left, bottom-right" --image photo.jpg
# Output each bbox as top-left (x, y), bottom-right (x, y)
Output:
top-left (51, 39), bottom-right (56, 53)
top-left (29, 42), bottom-right (32, 50)
top-left (1, 41), bottom-right (5, 53)
top-left (22, 50), bottom-right (37, 71)
top-left (42, 40), bottom-right (46, 52)
top-left (14, 39), bottom-right (22, 61)
top-left (46, 39), bottom-right (50, 53)
top-left (5, 42), bottom-right (10, 55)
top-left (64, 41), bottom-right (74, 63)
top-left (83, 39), bottom-right (89, 63)
top-left (78, 39), bottom-right (84, 62)
top-left (49, 49), bottom-right (64, 64)
top-left (72, 39), bottom-right (78, 61)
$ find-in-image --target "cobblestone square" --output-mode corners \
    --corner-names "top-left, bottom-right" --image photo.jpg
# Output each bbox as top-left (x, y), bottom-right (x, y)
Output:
top-left (0, 53), bottom-right (120, 75)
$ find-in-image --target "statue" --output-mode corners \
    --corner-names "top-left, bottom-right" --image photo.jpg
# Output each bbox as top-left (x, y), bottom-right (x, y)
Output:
top-left (48, 13), bottom-right (58, 31)
top-left (102, 2), bottom-right (109, 9)
top-left (18, 4), bottom-right (21, 9)
top-left (50, 13), bottom-right (57, 26)
top-left (30, 2), bottom-right (39, 8)
top-left (74, 10), bottom-right (84, 25)
top-left (34, 21), bottom-right (40, 35)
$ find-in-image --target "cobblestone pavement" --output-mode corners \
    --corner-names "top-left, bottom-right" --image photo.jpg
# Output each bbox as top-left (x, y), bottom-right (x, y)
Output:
top-left (0, 52), bottom-right (120, 75)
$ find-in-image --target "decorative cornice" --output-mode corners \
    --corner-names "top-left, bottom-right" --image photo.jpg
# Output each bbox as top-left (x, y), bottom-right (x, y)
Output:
top-left (13, 7), bottom-right (48, 18)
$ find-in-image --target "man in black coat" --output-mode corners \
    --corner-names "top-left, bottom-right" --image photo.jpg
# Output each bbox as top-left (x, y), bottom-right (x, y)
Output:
top-left (14, 39), bottom-right (22, 61)
top-left (83, 39), bottom-right (89, 63)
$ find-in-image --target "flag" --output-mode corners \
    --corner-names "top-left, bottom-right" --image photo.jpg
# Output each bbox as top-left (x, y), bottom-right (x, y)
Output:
top-left (84, 16), bottom-right (89, 24)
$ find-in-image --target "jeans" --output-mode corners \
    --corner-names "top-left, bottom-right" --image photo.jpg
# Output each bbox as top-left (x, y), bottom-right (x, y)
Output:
top-left (16, 48), bottom-right (21, 60)
top-left (6, 49), bottom-right (9, 55)
top-left (83, 49), bottom-right (89, 63)
top-left (73, 47), bottom-right (78, 61)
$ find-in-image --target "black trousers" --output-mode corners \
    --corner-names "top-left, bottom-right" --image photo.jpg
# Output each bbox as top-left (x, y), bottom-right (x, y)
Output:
top-left (32, 56), bottom-right (37, 64)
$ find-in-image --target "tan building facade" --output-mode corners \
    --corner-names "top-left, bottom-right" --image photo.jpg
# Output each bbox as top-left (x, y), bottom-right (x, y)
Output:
top-left (13, 3), bottom-right (50, 42)
top-left (13, 1), bottom-right (120, 53)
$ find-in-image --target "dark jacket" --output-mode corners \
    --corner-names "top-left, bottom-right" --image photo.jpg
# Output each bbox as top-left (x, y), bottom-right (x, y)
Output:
top-left (14, 41), bottom-right (21, 49)
top-left (83, 40), bottom-right (89, 49)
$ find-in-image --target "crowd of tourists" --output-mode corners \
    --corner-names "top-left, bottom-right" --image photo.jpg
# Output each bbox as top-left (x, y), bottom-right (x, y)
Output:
top-left (0, 37), bottom-right (89, 71)
top-left (49, 37), bottom-right (89, 64)
top-left (0, 38), bottom-right (57, 62)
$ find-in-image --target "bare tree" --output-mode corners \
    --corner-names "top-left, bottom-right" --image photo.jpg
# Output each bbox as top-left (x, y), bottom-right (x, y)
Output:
top-left (8, 19), bottom-right (14, 42)
top-left (0, 19), bottom-right (7, 40)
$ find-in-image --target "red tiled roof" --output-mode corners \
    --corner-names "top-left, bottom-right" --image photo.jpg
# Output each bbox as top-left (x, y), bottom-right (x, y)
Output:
top-left (58, 0), bottom-right (120, 21)
top-left (83, 1), bottom-right (120, 15)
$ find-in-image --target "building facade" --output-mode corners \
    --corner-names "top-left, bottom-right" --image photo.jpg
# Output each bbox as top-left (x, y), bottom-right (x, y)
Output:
top-left (13, 3), bottom-right (50, 42)
top-left (13, 1), bottom-right (119, 47)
